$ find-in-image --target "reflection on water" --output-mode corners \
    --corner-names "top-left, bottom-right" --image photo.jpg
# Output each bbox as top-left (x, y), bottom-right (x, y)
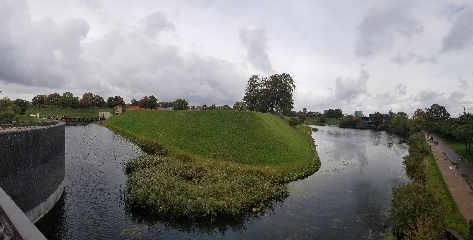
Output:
top-left (36, 125), bottom-right (408, 239)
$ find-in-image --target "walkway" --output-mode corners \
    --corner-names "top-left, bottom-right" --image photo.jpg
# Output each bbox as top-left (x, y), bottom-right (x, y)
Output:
top-left (424, 132), bottom-right (473, 223)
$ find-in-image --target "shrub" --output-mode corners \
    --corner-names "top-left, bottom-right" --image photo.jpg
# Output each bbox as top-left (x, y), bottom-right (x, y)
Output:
top-left (392, 183), bottom-right (446, 239)
top-left (288, 117), bottom-right (300, 127)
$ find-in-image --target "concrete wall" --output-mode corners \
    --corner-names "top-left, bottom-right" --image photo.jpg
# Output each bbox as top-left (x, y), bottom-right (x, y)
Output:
top-left (0, 122), bottom-right (65, 223)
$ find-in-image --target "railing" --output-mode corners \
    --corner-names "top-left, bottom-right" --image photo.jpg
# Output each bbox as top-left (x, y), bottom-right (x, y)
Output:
top-left (0, 187), bottom-right (47, 240)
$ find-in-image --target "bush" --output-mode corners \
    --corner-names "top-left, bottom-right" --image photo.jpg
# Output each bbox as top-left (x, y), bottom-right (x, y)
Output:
top-left (392, 183), bottom-right (446, 239)
top-left (288, 117), bottom-right (300, 127)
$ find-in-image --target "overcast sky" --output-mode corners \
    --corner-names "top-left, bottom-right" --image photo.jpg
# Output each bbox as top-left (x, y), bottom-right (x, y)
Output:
top-left (1, 0), bottom-right (472, 116)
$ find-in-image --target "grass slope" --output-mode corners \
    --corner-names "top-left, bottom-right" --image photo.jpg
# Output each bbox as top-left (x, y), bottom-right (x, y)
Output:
top-left (104, 110), bottom-right (318, 181)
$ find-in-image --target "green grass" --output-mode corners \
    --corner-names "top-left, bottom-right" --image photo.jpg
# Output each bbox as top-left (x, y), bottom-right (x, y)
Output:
top-left (425, 151), bottom-right (471, 239)
top-left (305, 117), bottom-right (340, 126)
top-left (26, 107), bottom-right (114, 118)
top-left (102, 110), bottom-right (319, 221)
top-left (443, 139), bottom-right (473, 166)
top-left (104, 110), bottom-right (318, 181)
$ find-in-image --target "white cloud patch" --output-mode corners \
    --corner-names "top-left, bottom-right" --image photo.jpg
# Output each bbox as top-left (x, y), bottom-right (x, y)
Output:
top-left (442, 6), bottom-right (473, 52)
top-left (355, 1), bottom-right (423, 58)
top-left (239, 28), bottom-right (274, 74)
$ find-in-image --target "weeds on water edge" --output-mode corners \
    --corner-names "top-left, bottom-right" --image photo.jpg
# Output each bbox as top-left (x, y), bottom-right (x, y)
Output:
top-left (124, 155), bottom-right (288, 222)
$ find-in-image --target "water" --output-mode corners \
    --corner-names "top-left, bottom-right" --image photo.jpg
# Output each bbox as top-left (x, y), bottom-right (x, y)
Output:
top-left (36, 125), bottom-right (409, 239)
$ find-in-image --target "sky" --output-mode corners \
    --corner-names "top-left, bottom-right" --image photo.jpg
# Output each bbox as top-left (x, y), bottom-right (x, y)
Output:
top-left (0, 0), bottom-right (472, 116)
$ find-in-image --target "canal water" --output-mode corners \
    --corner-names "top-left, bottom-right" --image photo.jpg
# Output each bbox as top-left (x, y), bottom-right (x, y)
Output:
top-left (36, 124), bottom-right (409, 239)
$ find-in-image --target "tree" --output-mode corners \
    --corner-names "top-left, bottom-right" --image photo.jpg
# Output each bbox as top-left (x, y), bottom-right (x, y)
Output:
top-left (412, 109), bottom-right (426, 120)
top-left (370, 112), bottom-right (383, 128)
top-left (0, 97), bottom-right (19, 124)
top-left (139, 95), bottom-right (158, 109)
top-left (325, 109), bottom-right (342, 118)
top-left (409, 114), bottom-right (425, 135)
top-left (334, 109), bottom-right (343, 118)
top-left (32, 95), bottom-right (47, 108)
top-left (453, 113), bottom-right (473, 154)
top-left (425, 104), bottom-right (450, 122)
top-left (109, 96), bottom-right (126, 108)
top-left (173, 99), bottom-right (188, 110)
top-left (61, 92), bottom-right (74, 108)
top-left (243, 73), bottom-right (295, 115)
top-left (93, 95), bottom-right (107, 108)
top-left (297, 111), bottom-right (306, 123)
top-left (13, 99), bottom-right (28, 115)
top-left (80, 92), bottom-right (95, 108)
top-left (107, 97), bottom-right (114, 108)
top-left (233, 101), bottom-right (248, 111)
top-left (131, 98), bottom-right (139, 106)
top-left (47, 93), bottom-right (62, 107)
top-left (243, 75), bottom-right (262, 112)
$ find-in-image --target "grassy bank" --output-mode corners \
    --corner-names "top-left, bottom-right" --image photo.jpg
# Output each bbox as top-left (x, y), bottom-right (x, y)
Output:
top-left (26, 107), bottom-right (114, 118)
top-left (103, 110), bottom-right (319, 220)
top-left (442, 139), bottom-right (473, 166)
top-left (391, 133), bottom-right (471, 239)
top-left (304, 117), bottom-right (340, 126)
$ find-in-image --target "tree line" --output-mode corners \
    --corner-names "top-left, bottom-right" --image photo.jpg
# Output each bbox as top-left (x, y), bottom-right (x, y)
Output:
top-left (337, 103), bottom-right (472, 154)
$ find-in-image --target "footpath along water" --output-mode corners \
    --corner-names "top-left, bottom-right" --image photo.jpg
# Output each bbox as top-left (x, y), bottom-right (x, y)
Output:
top-left (36, 125), bottom-right (409, 239)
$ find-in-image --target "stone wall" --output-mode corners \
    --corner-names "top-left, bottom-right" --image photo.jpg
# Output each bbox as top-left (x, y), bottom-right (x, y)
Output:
top-left (0, 121), bottom-right (65, 222)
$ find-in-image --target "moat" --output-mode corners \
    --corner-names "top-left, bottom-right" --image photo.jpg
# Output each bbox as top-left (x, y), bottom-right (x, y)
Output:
top-left (36, 124), bottom-right (409, 239)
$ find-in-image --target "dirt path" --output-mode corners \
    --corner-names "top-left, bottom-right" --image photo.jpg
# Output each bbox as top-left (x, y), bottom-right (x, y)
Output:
top-left (424, 132), bottom-right (473, 225)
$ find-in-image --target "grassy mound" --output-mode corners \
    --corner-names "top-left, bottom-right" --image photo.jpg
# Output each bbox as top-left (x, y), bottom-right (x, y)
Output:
top-left (103, 110), bottom-right (319, 220)
top-left (104, 110), bottom-right (318, 181)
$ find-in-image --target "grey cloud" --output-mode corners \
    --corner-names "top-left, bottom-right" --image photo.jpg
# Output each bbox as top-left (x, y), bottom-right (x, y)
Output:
top-left (81, 22), bottom-right (244, 105)
top-left (143, 12), bottom-right (175, 39)
top-left (0, 0), bottom-right (245, 106)
top-left (239, 28), bottom-right (274, 74)
top-left (391, 51), bottom-right (436, 65)
top-left (334, 68), bottom-right (369, 103)
top-left (411, 89), bottom-right (472, 115)
top-left (442, 7), bottom-right (473, 52)
top-left (448, 90), bottom-right (465, 102)
top-left (395, 83), bottom-right (407, 95)
top-left (458, 77), bottom-right (468, 89)
top-left (297, 68), bottom-right (370, 112)
top-left (355, 2), bottom-right (423, 58)
top-left (413, 89), bottom-right (444, 103)
top-left (0, 1), bottom-right (89, 88)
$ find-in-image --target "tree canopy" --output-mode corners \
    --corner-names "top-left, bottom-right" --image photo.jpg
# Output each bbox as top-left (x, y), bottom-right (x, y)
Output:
top-left (243, 73), bottom-right (295, 116)
top-left (173, 99), bottom-right (189, 110)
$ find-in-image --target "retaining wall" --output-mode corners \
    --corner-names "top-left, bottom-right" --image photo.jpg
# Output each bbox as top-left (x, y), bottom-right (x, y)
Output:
top-left (0, 122), bottom-right (65, 222)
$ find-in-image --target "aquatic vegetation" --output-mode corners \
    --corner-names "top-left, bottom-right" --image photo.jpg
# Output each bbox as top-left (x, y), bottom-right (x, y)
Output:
top-left (124, 155), bottom-right (288, 220)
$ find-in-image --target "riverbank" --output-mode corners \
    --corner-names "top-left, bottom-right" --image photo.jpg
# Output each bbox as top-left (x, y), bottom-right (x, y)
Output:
top-left (102, 110), bottom-right (319, 220)
top-left (425, 132), bottom-right (473, 236)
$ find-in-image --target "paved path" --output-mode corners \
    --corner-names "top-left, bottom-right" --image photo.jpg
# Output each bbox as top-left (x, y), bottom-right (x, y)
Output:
top-left (424, 132), bottom-right (473, 224)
